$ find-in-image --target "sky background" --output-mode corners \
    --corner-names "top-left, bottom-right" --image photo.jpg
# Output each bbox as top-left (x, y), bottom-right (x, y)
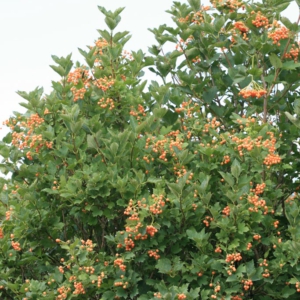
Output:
top-left (0, 0), bottom-right (298, 139)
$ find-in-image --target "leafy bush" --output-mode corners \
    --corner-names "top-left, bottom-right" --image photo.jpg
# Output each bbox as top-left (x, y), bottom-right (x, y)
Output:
top-left (1, 0), bottom-right (300, 299)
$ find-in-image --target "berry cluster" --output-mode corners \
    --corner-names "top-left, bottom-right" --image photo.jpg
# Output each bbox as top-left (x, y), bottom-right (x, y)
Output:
top-left (268, 26), bottom-right (289, 46)
top-left (148, 249), bottom-right (160, 260)
top-left (114, 258), bottom-right (126, 271)
top-left (234, 21), bottom-right (249, 33)
top-left (239, 88), bottom-right (267, 99)
top-left (97, 97), bottom-right (115, 110)
top-left (242, 279), bottom-right (253, 291)
top-left (225, 252), bottom-right (242, 263)
top-left (11, 240), bottom-right (21, 251)
top-left (94, 38), bottom-right (109, 55)
top-left (284, 44), bottom-right (300, 62)
top-left (251, 11), bottom-right (269, 28)
top-left (94, 76), bottom-right (115, 92)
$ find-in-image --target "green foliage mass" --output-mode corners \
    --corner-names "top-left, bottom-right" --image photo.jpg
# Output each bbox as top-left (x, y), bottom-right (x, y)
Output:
top-left (1, 0), bottom-right (300, 299)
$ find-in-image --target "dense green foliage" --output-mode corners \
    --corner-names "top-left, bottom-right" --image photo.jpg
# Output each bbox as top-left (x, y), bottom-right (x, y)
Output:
top-left (1, 0), bottom-right (300, 299)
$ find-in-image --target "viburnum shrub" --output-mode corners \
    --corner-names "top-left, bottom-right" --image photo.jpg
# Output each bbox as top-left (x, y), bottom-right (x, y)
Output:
top-left (1, 0), bottom-right (300, 299)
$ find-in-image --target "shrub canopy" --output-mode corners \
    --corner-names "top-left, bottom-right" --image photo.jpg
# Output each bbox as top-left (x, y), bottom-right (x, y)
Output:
top-left (1, 0), bottom-right (300, 299)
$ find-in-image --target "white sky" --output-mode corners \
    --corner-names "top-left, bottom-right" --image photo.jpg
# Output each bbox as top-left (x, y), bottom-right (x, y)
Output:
top-left (0, 0), bottom-right (298, 139)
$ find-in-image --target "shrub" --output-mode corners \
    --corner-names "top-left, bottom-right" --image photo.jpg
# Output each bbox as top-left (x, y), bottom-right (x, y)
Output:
top-left (1, 0), bottom-right (300, 299)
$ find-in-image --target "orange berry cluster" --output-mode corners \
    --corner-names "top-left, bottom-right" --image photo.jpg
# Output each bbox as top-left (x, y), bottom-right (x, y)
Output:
top-left (73, 281), bottom-right (85, 295)
top-left (94, 76), bottom-right (115, 92)
top-left (246, 242), bottom-right (252, 250)
top-left (149, 194), bottom-right (166, 215)
top-left (175, 100), bottom-right (198, 118)
top-left (225, 252), bottom-right (242, 263)
top-left (251, 182), bottom-right (266, 195)
top-left (67, 67), bottom-right (92, 101)
top-left (203, 215), bottom-right (214, 227)
top-left (94, 38), bottom-right (109, 55)
top-left (268, 26), bottom-right (289, 46)
top-left (234, 21), bottom-right (249, 33)
top-left (80, 239), bottom-right (94, 252)
top-left (56, 286), bottom-right (71, 300)
top-left (145, 129), bottom-right (191, 166)
top-left (251, 11), bottom-right (269, 28)
top-left (97, 97), bottom-right (115, 110)
top-left (191, 11), bottom-right (205, 24)
top-left (154, 292), bottom-right (162, 298)
top-left (295, 282), bottom-right (300, 292)
top-left (82, 266), bottom-right (95, 274)
top-left (67, 68), bottom-right (90, 85)
top-left (0, 227), bottom-right (3, 239)
top-left (5, 209), bottom-right (12, 220)
top-left (114, 258), bottom-right (126, 271)
top-left (203, 117), bottom-right (221, 133)
top-left (130, 104), bottom-right (146, 121)
top-left (146, 225), bottom-right (158, 237)
top-left (230, 131), bottom-right (280, 165)
top-left (177, 294), bottom-right (187, 300)
top-left (215, 246), bottom-right (222, 253)
top-left (231, 296), bottom-right (243, 300)
top-left (114, 281), bottom-right (128, 289)
top-left (7, 113), bottom-right (52, 159)
top-left (70, 87), bottom-right (87, 102)
top-left (242, 279), bottom-right (253, 291)
top-left (253, 234), bottom-right (261, 241)
top-left (259, 259), bottom-right (268, 267)
top-left (263, 131), bottom-right (281, 168)
top-left (284, 44), bottom-right (299, 62)
top-left (259, 259), bottom-right (270, 277)
top-left (192, 55), bottom-right (201, 63)
top-left (227, 264), bottom-right (237, 275)
top-left (124, 237), bottom-right (135, 251)
top-left (247, 194), bottom-right (268, 214)
top-left (11, 240), bottom-right (21, 251)
top-left (23, 113), bottom-right (44, 130)
top-left (222, 205), bottom-right (230, 216)
top-left (221, 155), bottom-right (230, 165)
top-left (239, 88), bottom-right (267, 99)
top-left (148, 249), bottom-right (160, 260)
top-left (178, 14), bottom-right (191, 24)
top-left (121, 196), bottom-right (164, 247)
top-left (273, 220), bottom-right (279, 228)
top-left (97, 273), bottom-right (105, 288)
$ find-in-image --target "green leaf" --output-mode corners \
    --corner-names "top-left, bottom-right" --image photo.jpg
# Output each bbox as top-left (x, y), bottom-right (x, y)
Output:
top-left (168, 182), bottom-right (182, 197)
top-left (237, 223), bottom-right (249, 234)
top-left (50, 65), bottom-right (65, 77)
top-left (269, 53), bottom-right (282, 69)
top-left (185, 47), bottom-right (199, 59)
top-left (231, 159), bottom-right (242, 179)
top-left (246, 260), bottom-right (256, 277)
top-left (156, 258), bottom-right (172, 273)
top-left (187, 0), bottom-right (201, 10)
top-left (214, 16), bottom-right (225, 32)
top-left (219, 171), bottom-right (234, 187)
top-left (203, 86), bottom-right (218, 104)
top-left (282, 61), bottom-right (300, 70)
top-left (105, 16), bottom-right (117, 30)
